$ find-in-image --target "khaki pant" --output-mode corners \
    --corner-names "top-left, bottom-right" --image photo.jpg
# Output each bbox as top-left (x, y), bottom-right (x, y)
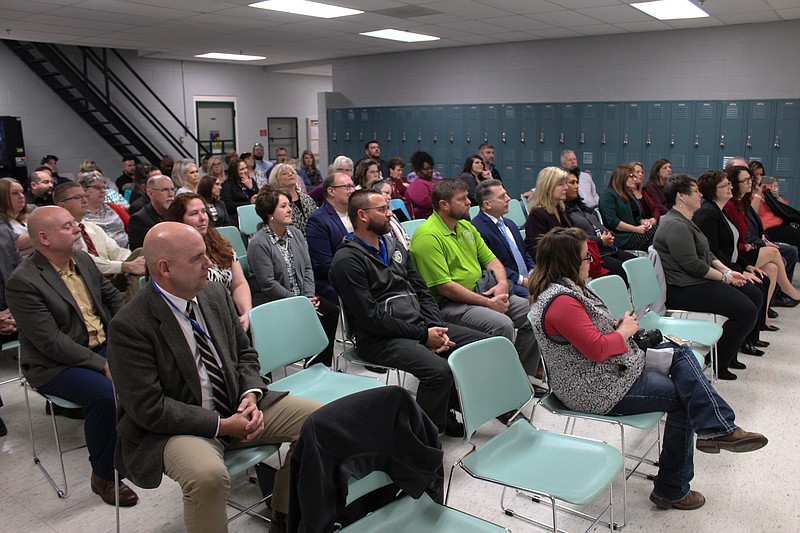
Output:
top-left (163, 395), bottom-right (321, 533)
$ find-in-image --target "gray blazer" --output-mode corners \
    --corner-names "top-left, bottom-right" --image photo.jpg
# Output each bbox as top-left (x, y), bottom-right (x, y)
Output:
top-left (6, 250), bottom-right (125, 388)
top-left (107, 281), bottom-right (284, 489)
top-left (248, 225), bottom-right (316, 301)
top-left (0, 216), bottom-right (22, 309)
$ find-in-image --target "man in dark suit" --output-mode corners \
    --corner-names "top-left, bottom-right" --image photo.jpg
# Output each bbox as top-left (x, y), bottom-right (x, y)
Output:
top-left (127, 174), bottom-right (174, 249)
top-left (5, 206), bottom-right (137, 505)
top-left (305, 171), bottom-right (355, 302)
top-left (107, 222), bottom-right (320, 533)
top-left (471, 180), bottom-right (535, 299)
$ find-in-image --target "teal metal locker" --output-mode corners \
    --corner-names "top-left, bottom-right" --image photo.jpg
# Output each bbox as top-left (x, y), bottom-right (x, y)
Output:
top-left (519, 104), bottom-right (537, 168)
top-left (622, 102), bottom-right (645, 167)
top-left (538, 104), bottom-right (560, 170)
top-left (578, 103), bottom-right (601, 191)
top-left (465, 105), bottom-right (482, 151)
top-left (667, 102), bottom-right (693, 174)
top-left (691, 101), bottom-right (720, 176)
top-left (599, 103), bottom-right (622, 188)
top-left (560, 104), bottom-right (580, 165)
top-left (383, 107), bottom-right (400, 148)
top-left (449, 105), bottom-right (466, 177)
top-left (499, 104), bottom-right (519, 194)
top-left (718, 101), bottom-right (746, 168)
top-left (744, 101), bottom-right (774, 171)
top-left (644, 102), bottom-right (668, 169)
top-left (772, 100), bottom-right (800, 206)
top-left (432, 105), bottom-right (449, 175)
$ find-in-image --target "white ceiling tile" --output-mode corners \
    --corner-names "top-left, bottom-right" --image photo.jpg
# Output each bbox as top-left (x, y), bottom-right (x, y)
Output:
top-left (614, 20), bottom-right (673, 32)
top-left (424, 0), bottom-right (514, 18)
top-left (579, 4), bottom-right (651, 23)
top-left (473, 0), bottom-right (564, 15)
top-left (717, 11), bottom-right (782, 24)
top-left (529, 27), bottom-right (583, 38)
top-left (777, 7), bottom-right (800, 19)
top-left (574, 23), bottom-right (628, 35)
top-left (72, 0), bottom-right (197, 19)
top-left (529, 9), bottom-right (604, 26)
top-left (547, 0), bottom-right (619, 8)
top-left (483, 15), bottom-right (558, 32)
top-left (437, 19), bottom-right (512, 34)
top-left (493, 31), bottom-right (543, 41)
top-left (666, 17), bottom-right (726, 30)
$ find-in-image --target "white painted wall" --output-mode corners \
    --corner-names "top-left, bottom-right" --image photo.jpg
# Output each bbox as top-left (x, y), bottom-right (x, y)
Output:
top-left (0, 43), bottom-right (331, 181)
top-left (329, 20), bottom-right (800, 107)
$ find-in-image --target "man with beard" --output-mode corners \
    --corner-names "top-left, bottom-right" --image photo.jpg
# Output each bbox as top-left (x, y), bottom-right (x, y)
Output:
top-left (330, 189), bottom-right (487, 436)
top-left (354, 140), bottom-right (390, 180)
top-left (411, 179), bottom-right (539, 376)
top-left (25, 169), bottom-right (55, 209)
top-left (253, 142), bottom-right (273, 187)
top-left (6, 206), bottom-right (135, 506)
top-left (128, 175), bottom-right (175, 249)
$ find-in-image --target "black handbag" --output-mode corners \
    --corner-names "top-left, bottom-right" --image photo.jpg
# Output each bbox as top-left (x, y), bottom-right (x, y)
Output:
top-left (764, 190), bottom-right (800, 225)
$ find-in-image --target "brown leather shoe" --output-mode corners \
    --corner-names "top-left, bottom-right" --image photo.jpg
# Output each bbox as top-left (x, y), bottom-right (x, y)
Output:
top-left (650, 490), bottom-right (705, 510)
top-left (696, 428), bottom-right (768, 454)
top-left (91, 473), bottom-right (139, 507)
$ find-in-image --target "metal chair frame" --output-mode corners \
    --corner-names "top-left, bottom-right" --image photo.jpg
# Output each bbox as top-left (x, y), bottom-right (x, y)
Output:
top-left (19, 357), bottom-right (87, 498)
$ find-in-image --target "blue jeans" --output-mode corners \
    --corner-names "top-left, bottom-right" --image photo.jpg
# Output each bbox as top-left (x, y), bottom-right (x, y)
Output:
top-left (608, 343), bottom-right (738, 502)
top-left (37, 343), bottom-right (117, 480)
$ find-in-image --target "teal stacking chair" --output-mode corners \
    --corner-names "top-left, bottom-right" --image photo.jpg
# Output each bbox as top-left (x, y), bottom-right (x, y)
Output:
top-left (337, 299), bottom-right (406, 386)
top-left (249, 297), bottom-right (383, 404)
top-left (338, 471), bottom-right (509, 533)
top-left (588, 275), bottom-right (709, 371)
top-left (469, 205), bottom-right (480, 219)
top-left (237, 204), bottom-right (261, 235)
top-left (19, 358), bottom-right (87, 498)
top-left (506, 199), bottom-right (527, 228)
top-left (447, 337), bottom-right (622, 532)
top-left (116, 440), bottom-right (281, 530)
top-left (622, 257), bottom-right (723, 380)
top-left (0, 340), bottom-right (21, 385)
top-left (594, 207), bottom-right (604, 226)
top-left (390, 198), bottom-right (412, 222)
top-left (216, 225), bottom-right (249, 275)
top-left (401, 219), bottom-right (426, 239)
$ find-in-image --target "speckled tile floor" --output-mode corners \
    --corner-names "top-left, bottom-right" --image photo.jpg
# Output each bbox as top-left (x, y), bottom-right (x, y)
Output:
top-left (1, 299), bottom-right (797, 532)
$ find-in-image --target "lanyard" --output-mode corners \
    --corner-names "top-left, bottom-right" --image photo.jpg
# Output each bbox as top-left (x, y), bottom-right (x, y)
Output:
top-left (151, 279), bottom-right (213, 342)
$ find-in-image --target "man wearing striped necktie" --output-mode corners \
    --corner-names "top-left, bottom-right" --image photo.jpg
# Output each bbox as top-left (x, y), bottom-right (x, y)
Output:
top-left (108, 222), bottom-right (321, 533)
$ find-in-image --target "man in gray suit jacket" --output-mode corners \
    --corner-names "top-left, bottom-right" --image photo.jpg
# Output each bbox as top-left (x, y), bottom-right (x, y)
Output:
top-left (107, 222), bottom-right (320, 533)
top-left (5, 206), bottom-right (136, 505)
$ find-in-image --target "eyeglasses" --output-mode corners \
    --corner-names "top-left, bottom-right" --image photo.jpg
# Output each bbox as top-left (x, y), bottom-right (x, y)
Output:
top-left (361, 204), bottom-right (391, 213)
top-left (151, 187), bottom-right (175, 193)
top-left (85, 185), bottom-right (106, 191)
top-left (582, 252), bottom-right (593, 263)
top-left (329, 183), bottom-right (356, 190)
top-left (738, 177), bottom-right (753, 184)
top-left (716, 181), bottom-right (732, 189)
top-left (62, 193), bottom-right (89, 202)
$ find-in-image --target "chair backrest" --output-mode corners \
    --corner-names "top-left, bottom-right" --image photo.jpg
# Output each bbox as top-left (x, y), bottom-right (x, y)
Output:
top-left (401, 219), bottom-right (425, 239)
top-left (448, 337), bottom-right (534, 438)
top-left (587, 275), bottom-right (632, 320)
top-left (389, 198), bottom-right (411, 222)
top-left (468, 205), bottom-right (480, 219)
top-left (237, 204), bottom-right (261, 235)
top-left (216, 225), bottom-right (249, 275)
top-left (345, 471), bottom-right (395, 506)
top-left (593, 207), bottom-right (604, 226)
top-left (249, 296), bottom-right (329, 374)
top-left (622, 257), bottom-right (662, 315)
top-left (506, 199), bottom-right (527, 228)
top-left (338, 297), bottom-right (355, 343)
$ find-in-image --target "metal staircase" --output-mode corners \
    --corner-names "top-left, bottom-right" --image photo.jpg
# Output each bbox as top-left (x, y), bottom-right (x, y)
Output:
top-left (3, 39), bottom-right (208, 163)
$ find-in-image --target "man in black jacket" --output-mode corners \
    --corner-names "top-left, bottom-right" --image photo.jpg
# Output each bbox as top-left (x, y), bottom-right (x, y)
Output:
top-left (330, 190), bottom-right (487, 436)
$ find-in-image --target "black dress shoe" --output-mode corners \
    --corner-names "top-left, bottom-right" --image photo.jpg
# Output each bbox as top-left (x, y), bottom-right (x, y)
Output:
top-left (761, 324), bottom-right (780, 332)
top-left (364, 365), bottom-right (388, 374)
top-left (753, 340), bottom-right (770, 348)
top-left (768, 308), bottom-right (779, 319)
top-left (717, 368), bottom-right (738, 380)
top-left (740, 342), bottom-right (765, 356)
top-left (729, 360), bottom-right (747, 370)
top-left (269, 510), bottom-right (287, 533)
top-left (533, 384), bottom-right (549, 398)
top-left (771, 295), bottom-right (799, 308)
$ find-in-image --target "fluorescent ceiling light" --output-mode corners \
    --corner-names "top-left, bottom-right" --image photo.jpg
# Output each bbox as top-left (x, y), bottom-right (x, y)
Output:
top-left (359, 29), bottom-right (440, 43)
top-left (195, 52), bottom-right (266, 61)
top-left (249, 0), bottom-right (363, 19)
top-left (631, 0), bottom-right (709, 20)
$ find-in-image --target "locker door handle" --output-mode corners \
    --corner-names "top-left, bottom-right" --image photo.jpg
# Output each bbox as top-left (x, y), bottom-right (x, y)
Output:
top-left (520, 131), bottom-right (526, 144)
top-left (402, 131), bottom-right (406, 143)
top-left (466, 130), bottom-right (471, 144)
top-left (746, 135), bottom-right (752, 150)
top-left (774, 134), bottom-right (781, 149)
top-left (449, 131), bottom-right (454, 143)
top-left (359, 131), bottom-right (363, 142)
top-left (483, 131), bottom-right (488, 143)
top-left (433, 131), bottom-right (437, 143)
top-left (646, 131), bottom-right (652, 146)
top-left (502, 131), bottom-right (506, 143)
top-left (387, 131), bottom-right (392, 142)
top-left (670, 134), bottom-right (675, 147)
top-left (623, 133), bottom-right (628, 146)
top-left (719, 134), bottom-right (725, 149)
top-left (559, 132), bottom-right (565, 144)
top-left (539, 132), bottom-right (545, 144)
top-left (332, 131), bottom-right (337, 142)
top-left (694, 131), bottom-right (700, 148)
top-left (579, 133), bottom-right (585, 145)
top-left (345, 131), bottom-right (350, 142)
top-left (600, 133), bottom-right (606, 145)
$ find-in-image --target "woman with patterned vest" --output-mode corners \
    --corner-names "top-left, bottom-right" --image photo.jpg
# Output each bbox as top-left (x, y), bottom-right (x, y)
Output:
top-left (528, 227), bottom-right (767, 512)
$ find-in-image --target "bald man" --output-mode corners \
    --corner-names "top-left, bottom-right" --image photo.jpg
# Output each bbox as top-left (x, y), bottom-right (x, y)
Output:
top-left (107, 222), bottom-right (320, 533)
top-left (5, 206), bottom-right (136, 506)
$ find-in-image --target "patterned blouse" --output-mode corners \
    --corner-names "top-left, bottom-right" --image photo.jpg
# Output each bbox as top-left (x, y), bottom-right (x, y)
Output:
top-left (207, 253), bottom-right (239, 289)
top-left (291, 190), bottom-right (318, 235)
top-left (83, 203), bottom-right (128, 248)
top-left (265, 225), bottom-right (301, 296)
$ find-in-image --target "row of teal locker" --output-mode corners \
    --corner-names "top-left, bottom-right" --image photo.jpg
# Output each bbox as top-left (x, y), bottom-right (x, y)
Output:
top-left (326, 100), bottom-right (800, 206)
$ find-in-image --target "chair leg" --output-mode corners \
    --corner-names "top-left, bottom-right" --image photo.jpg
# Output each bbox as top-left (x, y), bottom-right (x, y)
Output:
top-left (115, 469), bottom-right (121, 533)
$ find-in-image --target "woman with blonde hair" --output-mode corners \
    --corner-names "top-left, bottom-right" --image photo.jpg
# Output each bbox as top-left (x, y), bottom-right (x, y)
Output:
top-left (268, 162), bottom-right (317, 234)
top-left (0, 177), bottom-right (33, 255)
top-left (173, 159), bottom-right (201, 195)
top-left (523, 166), bottom-right (572, 257)
top-left (205, 155), bottom-right (226, 183)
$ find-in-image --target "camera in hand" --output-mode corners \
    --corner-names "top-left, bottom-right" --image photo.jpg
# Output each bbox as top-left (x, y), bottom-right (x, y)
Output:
top-left (632, 328), bottom-right (663, 350)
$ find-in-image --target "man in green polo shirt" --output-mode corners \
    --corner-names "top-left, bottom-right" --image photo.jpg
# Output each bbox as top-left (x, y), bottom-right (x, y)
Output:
top-left (410, 179), bottom-right (539, 375)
